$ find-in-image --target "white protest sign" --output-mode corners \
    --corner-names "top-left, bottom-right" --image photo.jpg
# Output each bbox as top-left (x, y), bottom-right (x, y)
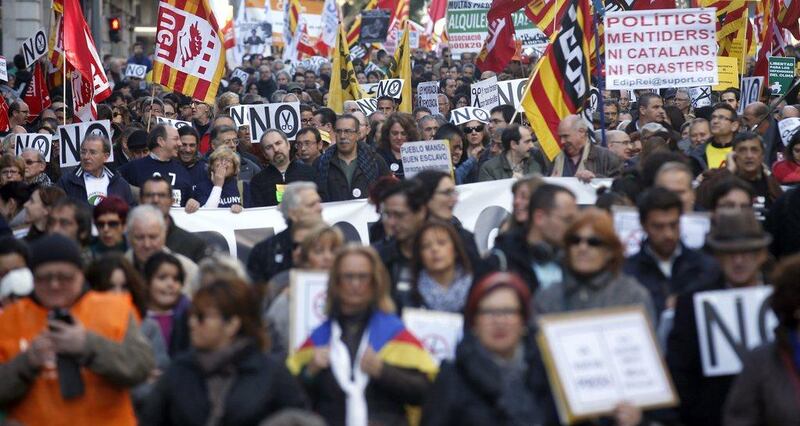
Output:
top-left (125, 63), bottom-right (147, 79)
top-left (0, 56), bottom-right (7, 82)
top-left (612, 207), bottom-right (711, 256)
top-left (400, 140), bottom-right (452, 178)
top-left (229, 105), bottom-right (251, 128)
top-left (417, 81), bottom-right (440, 115)
top-left (739, 77), bottom-right (764, 115)
top-left (470, 76), bottom-right (500, 109)
top-left (247, 102), bottom-right (301, 142)
top-left (779, 117), bottom-right (800, 146)
top-left (538, 307), bottom-right (678, 424)
top-left (693, 287), bottom-right (777, 377)
top-left (497, 78), bottom-right (527, 112)
top-left (21, 29), bottom-right (48, 69)
top-left (15, 133), bottom-right (53, 162)
top-left (396, 28), bottom-right (420, 48)
top-left (355, 98), bottom-right (379, 116)
top-left (376, 78), bottom-right (404, 99)
top-left (231, 68), bottom-right (250, 83)
top-left (57, 120), bottom-right (114, 168)
top-left (604, 9), bottom-right (717, 90)
top-left (689, 86), bottom-right (712, 109)
top-left (155, 116), bottom-right (192, 129)
top-left (402, 308), bottom-right (463, 365)
top-left (449, 107), bottom-right (490, 125)
top-left (360, 82), bottom-right (380, 97)
top-left (289, 270), bottom-right (329, 352)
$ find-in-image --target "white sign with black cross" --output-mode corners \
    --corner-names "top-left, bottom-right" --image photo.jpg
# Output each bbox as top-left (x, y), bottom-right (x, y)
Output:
top-left (231, 68), bottom-right (250, 84)
top-left (247, 102), bottom-right (301, 143)
top-left (356, 98), bottom-right (379, 116)
top-left (230, 105), bottom-right (251, 128)
top-left (15, 133), bottom-right (53, 162)
top-left (22, 29), bottom-right (48, 69)
top-left (155, 116), bottom-right (192, 129)
top-left (125, 63), bottom-right (148, 79)
top-left (376, 78), bottom-right (404, 99)
top-left (57, 120), bottom-right (114, 168)
top-left (449, 107), bottom-right (490, 126)
top-left (471, 76), bottom-right (500, 109)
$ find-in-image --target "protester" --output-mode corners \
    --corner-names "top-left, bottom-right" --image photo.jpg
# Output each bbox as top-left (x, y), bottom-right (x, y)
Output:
top-left (772, 129), bottom-right (800, 184)
top-left (22, 185), bottom-right (66, 241)
top-left (295, 127), bottom-right (323, 165)
top-left (551, 115), bottom-right (623, 181)
top-left (19, 149), bottom-right (50, 187)
top-left (378, 113), bottom-right (419, 180)
top-left (177, 125), bottom-right (207, 184)
top-left (478, 124), bottom-right (541, 181)
top-left (0, 154), bottom-right (24, 186)
top-left (57, 134), bottom-right (135, 206)
top-left (0, 181), bottom-right (30, 231)
top-left (625, 92), bottom-right (666, 133)
top-left (689, 103), bottom-right (739, 171)
top-left (186, 147), bottom-right (250, 212)
top-left (192, 254), bottom-right (250, 290)
top-left (89, 195), bottom-right (130, 255)
top-left (654, 161), bottom-right (696, 213)
top-left (250, 129), bottom-right (316, 207)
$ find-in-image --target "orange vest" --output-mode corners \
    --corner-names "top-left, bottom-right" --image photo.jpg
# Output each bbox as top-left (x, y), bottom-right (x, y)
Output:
top-left (0, 291), bottom-right (138, 426)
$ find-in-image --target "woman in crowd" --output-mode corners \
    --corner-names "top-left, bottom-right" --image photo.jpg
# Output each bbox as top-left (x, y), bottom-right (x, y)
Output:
top-left (145, 251), bottom-right (191, 358)
top-left (89, 195), bottom-right (130, 255)
top-left (144, 279), bottom-right (307, 425)
top-left (404, 220), bottom-right (473, 313)
top-left (723, 254), bottom-right (800, 425)
top-left (378, 113), bottom-right (420, 180)
top-left (460, 120), bottom-right (489, 162)
top-left (500, 174), bottom-right (544, 233)
top-left (434, 124), bottom-right (476, 185)
top-left (453, 93), bottom-right (469, 109)
top-left (772, 130), bottom-right (800, 185)
top-left (535, 208), bottom-right (656, 322)
top-left (421, 272), bottom-right (559, 425)
top-left (0, 154), bottom-right (24, 186)
top-left (23, 185), bottom-right (66, 241)
top-left (287, 245), bottom-right (437, 426)
top-left (186, 147), bottom-right (250, 213)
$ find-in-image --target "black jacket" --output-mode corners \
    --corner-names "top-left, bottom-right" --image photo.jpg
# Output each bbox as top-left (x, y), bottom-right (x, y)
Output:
top-left (766, 186), bottom-right (800, 259)
top-left (421, 333), bottom-right (559, 426)
top-left (56, 166), bottom-right (136, 207)
top-left (247, 227), bottom-right (293, 284)
top-left (487, 230), bottom-right (562, 292)
top-left (373, 238), bottom-right (413, 308)
top-left (314, 143), bottom-right (390, 202)
top-left (249, 161), bottom-right (317, 207)
top-left (166, 217), bottom-right (210, 263)
top-left (143, 344), bottom-right (307, 426)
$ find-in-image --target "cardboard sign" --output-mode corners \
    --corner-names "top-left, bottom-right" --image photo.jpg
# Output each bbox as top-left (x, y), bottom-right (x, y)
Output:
top-left (497, 78), bottom-right (527, 112)
top-left (779, 117), bottom-right (800, 146)
top-left (739, 77), bottom-right (764, 115)
top-left (417, 81), bottom-right (440, 116)
top-left (768, 57), bottom-right (795, 96)
top-left (155, 116), bottom-right (192, 129)
top-left (612, 207), bottom-right (711, 256)
top-left (604, 9), bottom-right (717, 90)
top-left (125, 63), bottom-right (148, 79)
top-left (402, 308), bottom-right (463, 365)
top-left (15, 133), bottom-right (52, 162)
top-left (538, 306), bottom-right (678, 424)
top-left (22, 29), bottom-right (48, 68)
top-left (57, 120), bottom-right (114, 168)
top-left (712, 56), bottom-right (739, 91)
top-left (470, 76), bottom-right (500, 109)
top-left (360, 82), bottom-right (380, 97)
top-left (449, 107), bottom-right (490, 125)
top-left (360, 9), bottom-right (391, 43)
top-left (355, 98), bottom-right (378, 116)
top-left (229, 105), bottom-right (251, 128)
top-left (400, 140), bottom-right (452, 178)
top-left (0, 56), bottom-right (7, 82)
top-left (376, 78), bottom-right (405, 99)
top-left (693, 287), bottom-right (777, 377)
top-left (248, 102), bottom-right (301, 143)
top-left (288, 270), bottom-right (329, 352)
top-left (231, 68), bottom-right (250, 84)
top-left (689, 86), bottom-right (712, 109)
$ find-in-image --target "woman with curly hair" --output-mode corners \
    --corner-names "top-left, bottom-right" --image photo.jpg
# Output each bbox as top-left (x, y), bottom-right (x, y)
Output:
top-left (378, 112), bottom-right (420, 180)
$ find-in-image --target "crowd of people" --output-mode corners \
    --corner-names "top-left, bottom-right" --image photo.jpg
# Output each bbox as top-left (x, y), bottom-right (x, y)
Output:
top-left (1, 40), bottom-right (800, 426)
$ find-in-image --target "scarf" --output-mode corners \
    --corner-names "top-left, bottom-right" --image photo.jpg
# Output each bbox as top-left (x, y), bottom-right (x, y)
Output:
top-left (330, 320), bottom-right (371, 426)
top-left (417, 267), bottom-right (472, 312)
top-left (317, 142), bottom-right (379, 191)
top-left (551, 143), bottom-right (591, 177)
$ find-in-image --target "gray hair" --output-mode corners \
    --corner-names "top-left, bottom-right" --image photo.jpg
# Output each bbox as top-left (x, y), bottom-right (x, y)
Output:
top-left (192, 255), bottom-right (250, 290)
top-left (20, 148), bottom-right (45, 162)
top-left (271, 90), bottom-right (288, 103)
top-left (656, 161), bottom-right (693, 182)
top-left (279, 181), bottom-right (318, 221)
top-left (82, 133), bottom-right (112, 154)
top-left (641, 122), bottom-right (668, 135)
top-left (126, 204), bottom-right (166, 235)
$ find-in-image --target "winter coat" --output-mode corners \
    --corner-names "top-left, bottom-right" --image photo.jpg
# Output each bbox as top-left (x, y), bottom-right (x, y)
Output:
top-left (166, 217), bottom-right (210, 264)
top-left (57, 166), bottom-right (136, 206)
top-left (488, 230), bottom-right (562, 292)
top-left (247, 227), bottom-right (293, 283)
top-left (766, 186), bottom-right (800, 259)
top-left (477, 152), bottom-right (542, 182)
top-left (314, 142), bottom-right (390, 202)
top-left (249, 161), bottom-right (317, 207)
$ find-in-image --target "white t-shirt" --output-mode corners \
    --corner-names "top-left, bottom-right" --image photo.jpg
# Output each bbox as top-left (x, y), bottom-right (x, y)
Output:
top-left (84, 171), bottom-right (110, 206)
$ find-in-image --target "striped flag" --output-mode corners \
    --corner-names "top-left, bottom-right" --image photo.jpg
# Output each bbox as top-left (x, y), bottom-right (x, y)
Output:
top-left (778, 0), bottom-right (800, 39)
top-left (525, 0), bottom-right (571, 38)
top-left (47, 0), bottom-right (64, 88)
top-left (521, 0), bottom-right (595, 161)
top-left (152, 0), bottom-right (226, 104)
top-left (347, 0), bottom-right (378, 49)
top-left (284, 0), bottom-right (302, 46)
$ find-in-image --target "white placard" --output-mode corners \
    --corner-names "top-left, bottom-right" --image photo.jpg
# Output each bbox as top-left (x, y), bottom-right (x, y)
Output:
top-left (229, 105), bottom-right (251, 128)
top-left (57, 120), bottom-right (114, 168)
top-left (470, 76), bottom-right (499, 109)
top-left (289, 270), bottom-right (329, 352)
top-left (449, 107), bottom-right (490, 125)
top-left (604, 9), bottom-right (717, 90)
top-left (125, 63), bottom-right (148, 79)
top-left (693, 287), bottom-right (777, 377)
top-left (376, 78), bottom-right (405, 99)
top-left (538, 307), bottom-right (677, 423)
top-left (739, 77), bottom-right (764, 115)
top-left (15, 133), bottom-right (53, 162)
top-left (355, 98), bottom-right (378, 116)
top-left (417, 81), bottom-right (440, 116)
top-left (21, 29), bottom-right (48, 69)
top-left (497, 78), bottom-right (527, 112)
top-left (247, 102), bottom-right (301, 142)
top-left (0, 56), bottom-right (7, 82)
top-left (400, 139), bottom-right (452, 178)
top-left (395, 28), bottom-right (420, 48)
top-left (689, 86), bottom-right (712, 109)
top-left (402, 308), bottom-right (463, 365)
top-left (231, 68), bottom-right (250, 83)
top-left (360, 82), bottom-right (380, 97)
top-left (612, 207), bottom-right (711, 256)
top-left (155, 116), bottom-right (192, 129)
top-left (779, 117), bottom-right (800, 146)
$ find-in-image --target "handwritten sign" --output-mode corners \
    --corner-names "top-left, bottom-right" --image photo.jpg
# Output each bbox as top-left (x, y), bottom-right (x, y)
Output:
top-left (712, 56), bottom-right (739, 91)
top-left (402, 308), bottom-right (463, 365)
top-left (288, 270), bottom-right (329, 352)
top-left (400, 140), bottom-right (452, 178)
top-left (470, 76), bottom-right (499, 109)
top-left (417, 81), bottom-right (440, 116)
top-left (15, 133), bottom-right (52, 161)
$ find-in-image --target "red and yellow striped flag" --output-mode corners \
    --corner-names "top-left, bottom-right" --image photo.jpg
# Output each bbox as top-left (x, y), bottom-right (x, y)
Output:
top-left (152, 0), bottom-right (226, 104)
top-left (521, 0), bottom-right (595, 161)
top-left (526, 0), bottom-right (571, 39)
top-left (346, 0), bottom-right (378, 49)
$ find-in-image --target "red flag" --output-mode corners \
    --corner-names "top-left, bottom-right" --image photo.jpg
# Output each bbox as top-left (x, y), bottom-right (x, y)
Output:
top-left (754, 0), bottom-right (781, 84)
top-left (0, 96), bottom-right (9, 132)
top-left (633, 0), bottom-right (675, 9)
top-left (778, 0), bottom-right (800, 39)
top-left (487, 0), bottom-right (528, 21)
top-left (23, 63), bottom-right (52, 123)
top-left (62, 0), bottom-right (110, 104)
top-left (476, 15), bottom-right (517, 73)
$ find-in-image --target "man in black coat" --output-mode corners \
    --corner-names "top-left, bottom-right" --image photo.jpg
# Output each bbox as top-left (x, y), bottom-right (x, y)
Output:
top-left (250, 129), bottom-right (316, 207)
top-left (766, 185), bottom-right (800, 259)
top-left (57, 134), bottom-right (135, 207)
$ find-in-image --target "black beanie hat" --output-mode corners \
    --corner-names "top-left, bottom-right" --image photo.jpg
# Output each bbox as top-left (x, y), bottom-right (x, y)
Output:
top-left (127, 129), bottom-right (149, 151)
top-left (29, 234), bottom-right (83, 271)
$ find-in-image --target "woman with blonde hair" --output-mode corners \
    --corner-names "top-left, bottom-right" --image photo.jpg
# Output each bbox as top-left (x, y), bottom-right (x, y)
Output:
top-left (288, 245), bottom-right (437, 426)
top-left (186, 147), bottom-right (250, 213)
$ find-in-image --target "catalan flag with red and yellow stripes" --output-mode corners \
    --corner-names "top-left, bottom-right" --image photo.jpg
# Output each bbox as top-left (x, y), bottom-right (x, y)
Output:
top-left (346, 0), bottom-right (378, 49)
top-left (47, 0), bottom-right (64, 88)
top-left (525, 0), bottom-right (571, 39)
top-left (521, 0), bottom-right (595, 161)
top-left (152, 0), bottom-right (226, 104)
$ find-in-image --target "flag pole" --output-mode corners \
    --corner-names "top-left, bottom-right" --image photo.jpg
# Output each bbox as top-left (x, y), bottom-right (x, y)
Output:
top-left (509, 52), bottom-right (544, 125)
top-left (592, 0), bottom-right (606, 148)
top-left (62, 61), bottom-right (67, 126)
top-left (146, 83), bottom-right (157, 132)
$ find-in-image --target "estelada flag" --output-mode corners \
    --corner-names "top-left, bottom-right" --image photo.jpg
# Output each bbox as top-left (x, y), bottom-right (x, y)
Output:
top-left (521, 0), bottom-right (595, 161)
top-left (152, 0), bottom-right (227, 104)
top-left (476, 14), bottom-right (517, 73)
top-left (327, 24), bottom-right (363, 114)
top-left (23, 63), bottom-right (52, 123)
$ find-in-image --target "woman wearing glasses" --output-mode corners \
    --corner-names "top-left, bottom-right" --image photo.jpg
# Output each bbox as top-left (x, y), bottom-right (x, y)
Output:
top-left (378, 113), bottom-right (420, 180)
top-left (460, 119), bottom-right (489, 162)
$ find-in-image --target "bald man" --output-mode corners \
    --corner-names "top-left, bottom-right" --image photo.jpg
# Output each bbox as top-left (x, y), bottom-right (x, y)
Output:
top-left (551, 115), bottom-right (623, 182)
top-left (741, 102), bottom-right (770, 136)
top-left (606, 130), bottom-right (633, 161)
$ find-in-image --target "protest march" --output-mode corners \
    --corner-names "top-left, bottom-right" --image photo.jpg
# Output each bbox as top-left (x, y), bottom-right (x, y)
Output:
top-left (4, 0), bottom-right (800, 424)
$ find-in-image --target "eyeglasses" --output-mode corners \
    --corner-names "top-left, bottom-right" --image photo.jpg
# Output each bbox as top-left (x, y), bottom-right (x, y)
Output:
top-left (565, 235), bottom-right (605, 247)
top-left (464, 125), bottom-right (484, 133)
top-left (477, 307), bottom-right (520, 318)
top-left (220, 138), bottom-right (240, 146)
top-left (96, 220), bottom-right (121, 229)
top-left (301, 118), bottom-right (314, 125)
top-left (335, 129), bottom-right (357, 136)
top-left (24, 159), bottom-right (43, 166)
top-left (339, 272), bottom-right (371, 283)
top-left (711, 114), bottom-right (734, 122)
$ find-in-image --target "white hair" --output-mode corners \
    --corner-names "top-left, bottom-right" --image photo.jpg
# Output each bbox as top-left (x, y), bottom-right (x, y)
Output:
top-left (126, 204), bottom-right (166, 235)
top-left (279, 181), bottom-right (318, 221)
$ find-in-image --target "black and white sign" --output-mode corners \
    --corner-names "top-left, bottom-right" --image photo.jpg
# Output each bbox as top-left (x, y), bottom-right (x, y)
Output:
top-left (779, 117), bottom-right (800, 146)
top-left (125, 63), bottom-right (148, 79)
top-left (400, 140), bottom-right (452, 178)
top-left (15, 133), bottom-right (53, 162)
top-left (689, 86), bottom-right (712, 109)
top-left (22, 29), bottom-right (48, 68)
top-left (231, 68), bottom-right (250, 84)
top-left (0, 56), bottom-right (7, 82)
top-left (471, 77), bottom-right (500, 109)
top-left (57, 120), bottom-right (113, 168)
top-left (360, 10), bottom-right (391, 43)
top-left (155, 116), bottom-right (192, 129)
top-left (417, 81), bottom-right (440, 115)
top-left (694, 287), bottom-right (777, 377)
top-left (230, 105), bottom-right (251, 128)
top-left (289, 270), bottom-right (330, 352)
top-left (376, 78), bottom-right (404, 100)
top-left (355, 98), bottom-right (379, 116)
top-left (360, 83), bottom-right (380, 97)
top-left (450, 107), bottom-right (490, 125)
top-left (497, 78), bottom-right (527, 112)
top-left (248, 102), bottom-right (301, 142)
top-left (739, 77), bottom-right (764, 115)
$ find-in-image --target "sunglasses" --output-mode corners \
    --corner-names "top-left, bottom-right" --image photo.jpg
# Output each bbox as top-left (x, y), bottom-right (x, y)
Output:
top-left (464, 125), bottom-right (484, 133)
top-left (96, 220), bottom-right (121, 229)
top-left (566, 235), bottom-right (605, 248)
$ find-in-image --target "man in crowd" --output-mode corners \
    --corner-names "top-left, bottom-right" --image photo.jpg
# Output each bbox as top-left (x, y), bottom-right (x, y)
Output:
top-left (488, 105), bottom-right (515, 135)
top-left (112, 129), bottom-right (149, 170)
top-left (47, 199), bottom-right (93, 251)
top-left (625, 92), bottom-right (665, 134)
top-left (250, 130), bottom-right (316, 207)
top-left (551, 114), bottom-right (623, 181)
top-left (720, 88), bottom-right (740, 112)
top-left (654, 162), bottom-right (696, 213)
top-left (689, 103), bottom-right (739, 170)
top-left (729, 132), bottom-right (782, 217)
top-left (57, 135), bottom-right (135, 206)
top-left (418, 115), bottom-right (440, 141)
top-left (603, 100), bottom-right (620, 130)
top-left (192, 101), bottom-right (214, 153)
top-left (177, 125), bottom-right (207, 186)
top-left (19, 149), bottom-right (50, 187)
top-left (8, 101), bottom-right (29, 130)
top-left (313, 108), bottom-right (337, 146)
top-left (674, 89), bottom-right (692, 118)
top-left (478, 124), bottom-right (541, 181)
top-left (295, 127), bottom-right (323, 165)
top-left (606, 130), bottom-right (634, 164)
top-left (684, 118), bottom-right (711, 152)
top-left (377, 96), bottom-right (396, 116)
top-left (437, 94), bottom-right (451, 119)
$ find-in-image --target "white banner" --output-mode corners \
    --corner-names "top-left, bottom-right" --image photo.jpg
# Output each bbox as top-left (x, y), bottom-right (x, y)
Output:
top-left (15, 133), bottom-right (53, 162)
top-left (471, 76), bottom-right (499, 109)
top-left (57, 120), bottom-right (114, 168)
top-left (400, 140), bottom-right (452, 178)
top-left (604, 9), bottom-right (717, 90)
top-left (417, 81), bottom-right (440, 115)
top-left (402, 308), bottom-right (463, 365)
